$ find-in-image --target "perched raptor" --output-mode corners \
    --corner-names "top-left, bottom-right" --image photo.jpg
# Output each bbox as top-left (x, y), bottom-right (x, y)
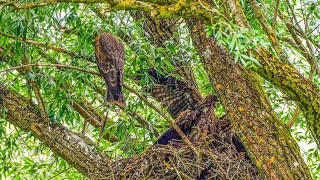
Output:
top-left (156, 95), bottom-right (218, 145)
top-left (94, 31), bottom-right (126, 107)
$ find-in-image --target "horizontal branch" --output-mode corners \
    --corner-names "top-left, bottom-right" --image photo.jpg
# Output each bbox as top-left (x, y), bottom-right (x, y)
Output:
top-left (0, 31), bottom-right (94, 62)
top-left (0, 63), bottom-right (100, 75)
top-left (0, 0), bottom-right (214, 22)
top-left (0, 0), bottom-right (171, 10)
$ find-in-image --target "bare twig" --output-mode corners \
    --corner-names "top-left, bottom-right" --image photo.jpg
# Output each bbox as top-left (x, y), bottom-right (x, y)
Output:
top-left (71, 100), bottom-right (119, 142)
top-left (98, 104), bottom-right (110, 144)
top-left (30, 80), bottom-right (50, 123)
top-left (0, 31), bottom-right (94, 62)
top-left (0, 63), bottom-right (100, 75)
top-left (286, 108), bottom-right (301, 129)
top-left (272, 0), bottom-right (280, 30)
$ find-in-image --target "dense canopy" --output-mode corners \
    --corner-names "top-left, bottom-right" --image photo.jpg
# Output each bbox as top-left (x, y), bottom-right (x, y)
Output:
top-left (0, 0), bottom-right (319, 179)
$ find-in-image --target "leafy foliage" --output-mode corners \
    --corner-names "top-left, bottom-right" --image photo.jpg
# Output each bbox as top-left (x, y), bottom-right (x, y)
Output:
top-left (0, 0), bottom-right (319, 179)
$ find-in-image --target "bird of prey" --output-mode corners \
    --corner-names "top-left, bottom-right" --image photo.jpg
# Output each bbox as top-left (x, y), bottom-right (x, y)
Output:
top-left (145, 68), bottom-right (202, 119)
top-left (94, 31), bottom-right (126, 107)
top-left (140, 69), bottom-right (246, 150)
top-left (156, 94), bottom-right (218, 145)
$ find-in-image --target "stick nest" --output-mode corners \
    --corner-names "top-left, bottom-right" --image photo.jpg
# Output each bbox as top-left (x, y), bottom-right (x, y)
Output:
top-left (110, 117), bottom-right (262, 179)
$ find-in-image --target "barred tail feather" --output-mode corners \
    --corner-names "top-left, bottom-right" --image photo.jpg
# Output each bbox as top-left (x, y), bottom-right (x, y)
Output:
top-left (107, 87), bottom-right (126, 107)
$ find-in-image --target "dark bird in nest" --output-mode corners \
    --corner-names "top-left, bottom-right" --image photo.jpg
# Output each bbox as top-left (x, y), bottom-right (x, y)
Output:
top-left (156, 94), bottom-right (218, 145)
top-left (94, 31), bottom-right (126, 107)
top-left (138, 68), bottom-right (246, 153)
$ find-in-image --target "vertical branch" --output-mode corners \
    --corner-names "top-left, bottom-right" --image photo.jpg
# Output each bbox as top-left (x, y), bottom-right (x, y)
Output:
top-left (249, 0), bottom-right (289, 63)
top-left (227, 0), bottom-right (250, 28)
top-left (29, 80), bottom-right (50, 123)
top-left (272, 0), bottom-right (280, 30)
top-left (22, 50), bottom-right (49, 123)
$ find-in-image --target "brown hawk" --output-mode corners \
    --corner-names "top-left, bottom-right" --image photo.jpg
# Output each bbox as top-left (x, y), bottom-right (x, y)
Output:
top-left (94, 31), bottom-right (126, 107)
top-left (156, 95), bottom-right (218, 145)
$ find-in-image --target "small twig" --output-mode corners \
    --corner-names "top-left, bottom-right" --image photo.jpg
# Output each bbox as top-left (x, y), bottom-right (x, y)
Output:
top-left (71, 100), bottom-right (119, 142)
top-left (0, 63), bottom-right (100, 75)
top-left (272, 0), bottom-right (280, 31)
top-left (0, 31), bottom-right (94, 62)
top-left (98, 104), bottom-right (110, 144)
top-left (286, 108), bottom-right (301, 129)
top-left (47, 167), bottom-right (72, 180)
top-left (30, 80), bottom-right (50, 123)
top-left (81, 120), bottom-right (88, 135)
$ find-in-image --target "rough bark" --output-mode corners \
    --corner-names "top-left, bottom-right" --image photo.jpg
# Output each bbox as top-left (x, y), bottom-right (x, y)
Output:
top-left (0, 84), bottom-right (112, 179)
top-left (127, 11), bottom-right (313, 179)
top-left (187, 18), bottom-right (312, 179)
top-left (131, 11), bottom-right (201, 94)
top-left (253, 48), bottom-right (320, 146)
top-left (225, 0), bottom-right (320, 147)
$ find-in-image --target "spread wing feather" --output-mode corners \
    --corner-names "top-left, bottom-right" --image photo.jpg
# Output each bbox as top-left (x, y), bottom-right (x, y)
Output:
top-left (146, 68), bottom-right (199, 119)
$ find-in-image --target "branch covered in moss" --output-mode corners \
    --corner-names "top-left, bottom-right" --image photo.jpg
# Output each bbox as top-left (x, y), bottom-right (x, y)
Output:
top-left (0, 0), bottom-right (214, 22)
top-left (0, 84), bottom-right (112, 179)
top-left (253, 48), bottom-right (320, 147)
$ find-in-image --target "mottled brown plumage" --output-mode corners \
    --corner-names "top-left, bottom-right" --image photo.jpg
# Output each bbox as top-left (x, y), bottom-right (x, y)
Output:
top-left (94, 32), bottom-right (125, 107)
top-left (145, 68), bottom-right (200, 119)
top-left (156, 95), bottom-right (218, 145)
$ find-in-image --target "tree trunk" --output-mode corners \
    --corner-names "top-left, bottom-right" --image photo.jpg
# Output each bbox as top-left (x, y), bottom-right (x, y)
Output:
top-left (187, 18), bottom-right (311, 179)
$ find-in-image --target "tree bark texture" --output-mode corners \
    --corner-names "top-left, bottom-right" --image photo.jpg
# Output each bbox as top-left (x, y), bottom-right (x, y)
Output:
top-left (253, 48), bottom-right (320, 146)
top-left (187, 18), bottom-right (312, 179)
top-left (0, 84), bottom-right (112, 179)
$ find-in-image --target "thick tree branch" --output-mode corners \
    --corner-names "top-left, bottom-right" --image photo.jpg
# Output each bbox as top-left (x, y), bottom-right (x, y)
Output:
top-left (253, 48), bottom-right (320, 147)
top-left (188, 18), bottom-right (311, 179)
top-left (0, 84), bottom-right (112, 179)
top-left (0, 0), bottom-right (214, 22)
